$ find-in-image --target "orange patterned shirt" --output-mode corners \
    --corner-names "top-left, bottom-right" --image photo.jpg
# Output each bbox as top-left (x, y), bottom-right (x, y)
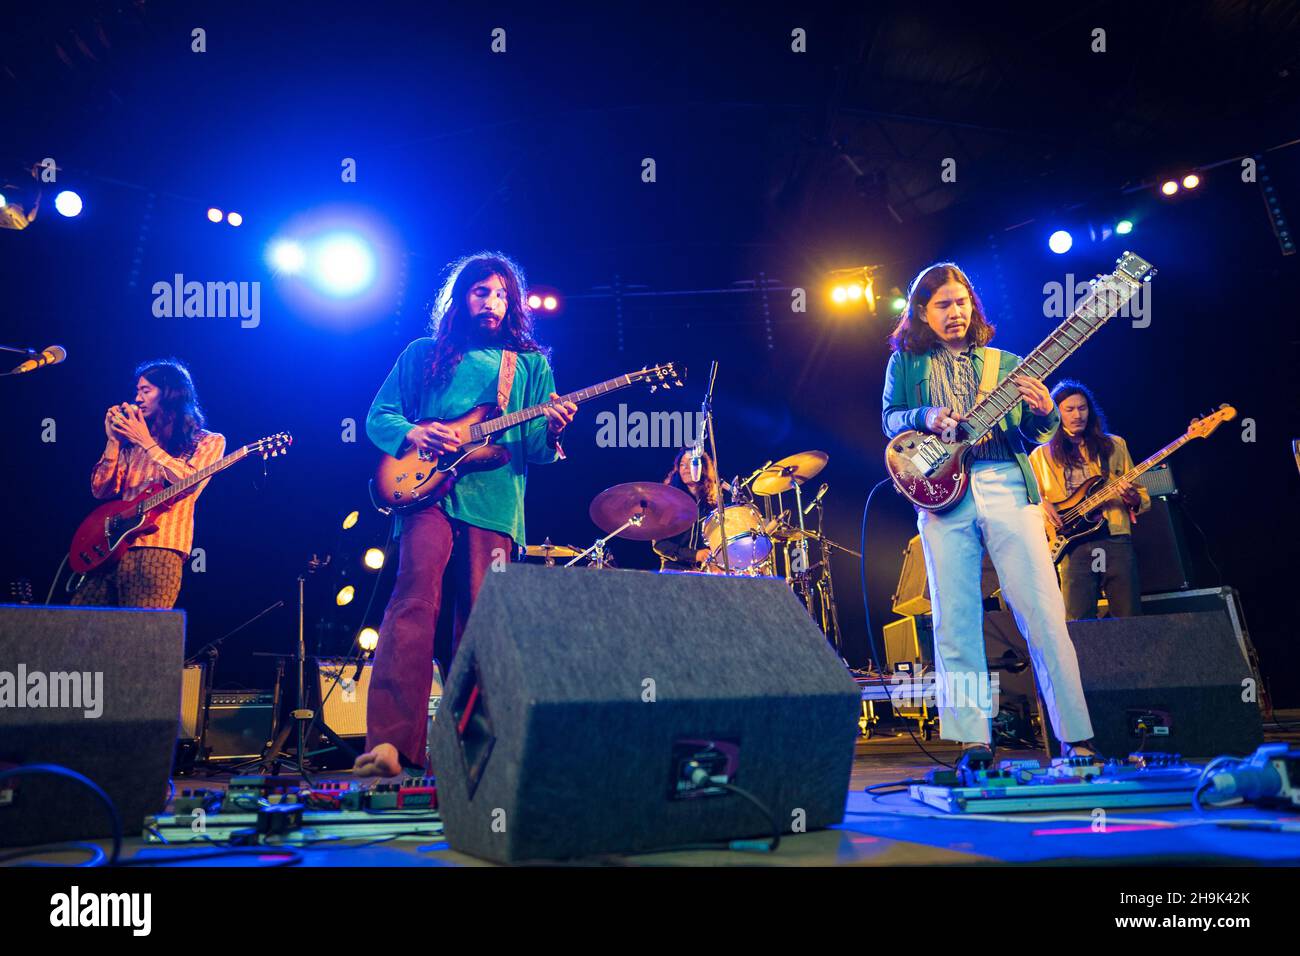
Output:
top-left (90, 431), bottom-right (226, 557)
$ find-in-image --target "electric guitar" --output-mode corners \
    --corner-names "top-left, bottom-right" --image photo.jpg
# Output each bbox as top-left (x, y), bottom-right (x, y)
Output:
top-left (885, 251), bottom-right (1157, 511)
top-left (370, 362), bottom-right (683, 513)
top-left (1045, 405), bottom-right (1235, 563)
top-left (68, 432), bottom-right (292, 576)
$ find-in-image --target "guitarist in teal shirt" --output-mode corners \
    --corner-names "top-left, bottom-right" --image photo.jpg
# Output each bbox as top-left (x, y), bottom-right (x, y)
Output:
top-left (355, 253), bottom-right (576, 778)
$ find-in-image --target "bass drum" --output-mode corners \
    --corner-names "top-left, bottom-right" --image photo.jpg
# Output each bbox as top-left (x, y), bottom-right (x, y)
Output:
top-left (702, 503), bottom-right (773, 574)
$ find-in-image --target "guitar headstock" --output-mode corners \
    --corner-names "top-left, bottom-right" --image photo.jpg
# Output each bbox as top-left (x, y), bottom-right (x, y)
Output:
top-left (1187, 404), bottom-right (1236, 440)
top-left (1114, 250), bottom-right (1156, 285)
top-left (633, 362), bottom-right (684, 393)
top-left (250, 432), bottom-right (293, 458)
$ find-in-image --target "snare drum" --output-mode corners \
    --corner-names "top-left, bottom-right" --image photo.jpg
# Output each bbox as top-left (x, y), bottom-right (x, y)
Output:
top-left (702, 503), bottom-right (773, 572)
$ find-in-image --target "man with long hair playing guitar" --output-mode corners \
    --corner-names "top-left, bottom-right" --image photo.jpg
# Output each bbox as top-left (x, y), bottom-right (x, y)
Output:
top-left (72, 359), bottom-right (225, 609)
top-left (1030, 380), bottom-right (1150, 620)
top-left (882, 263), bottom-right (1098, 761)
top-left (354, 252), bottom-right (576, 779)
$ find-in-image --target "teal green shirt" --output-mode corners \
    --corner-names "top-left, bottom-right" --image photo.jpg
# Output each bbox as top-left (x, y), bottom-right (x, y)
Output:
top-left (367, 338), bottom-right (560, 545)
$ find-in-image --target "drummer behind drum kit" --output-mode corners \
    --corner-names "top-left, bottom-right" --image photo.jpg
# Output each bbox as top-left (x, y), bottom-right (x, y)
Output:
top-left (524, 449), bottom-right (861, 654)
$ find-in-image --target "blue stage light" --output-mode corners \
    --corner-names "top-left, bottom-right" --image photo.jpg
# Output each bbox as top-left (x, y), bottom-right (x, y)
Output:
top-left (1048, 230), bottom-right (1073, 254)
top-left (312, 232), bottom-right (377, 297)
top-left (54, 191), bottom-right (83, 217)
top-left (1116, 219), bottom-right (1134, 235)
top-left (268, 239), bottom-right (307, 274)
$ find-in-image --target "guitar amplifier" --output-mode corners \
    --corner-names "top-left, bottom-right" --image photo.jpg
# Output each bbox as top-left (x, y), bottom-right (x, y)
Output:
top-left (179, 663), bottom-right (205, 740)
top-left (315, 659), bottom-right (444, 739)
top-left (883, 615), bottom-right (934, 674)
top-left (892, 534), bottom-right (1000, 615)
top-left (1136, 462), bottom-right (1178, 497)
top-left (206, 691), bottom-right (275, 760)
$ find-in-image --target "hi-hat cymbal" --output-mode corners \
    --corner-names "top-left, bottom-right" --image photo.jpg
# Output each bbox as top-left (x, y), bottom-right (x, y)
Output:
top-left (588, 482), bottom-right (697, 540)
top-left (525, 543), bottom-right (582, 558)
top-left (751, 450), bottom-right (828, 496)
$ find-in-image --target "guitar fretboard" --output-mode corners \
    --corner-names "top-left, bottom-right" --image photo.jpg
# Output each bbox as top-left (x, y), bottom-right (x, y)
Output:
top-left (962, 276), bottom-right (1139, 443)
top-left (470, 374), bottom-right (639, 439)
top-left (136, 445), bottom-right (252, 514)
top-left (1074, 433), bottom-right (1192, 515)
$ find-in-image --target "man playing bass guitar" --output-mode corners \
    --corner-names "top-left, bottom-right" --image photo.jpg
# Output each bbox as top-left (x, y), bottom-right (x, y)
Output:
top-left (1030, 380), bottom-right (1150, 620)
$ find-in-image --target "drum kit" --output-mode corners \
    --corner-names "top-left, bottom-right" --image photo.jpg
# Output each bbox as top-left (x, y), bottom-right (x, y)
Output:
top-left (522, 448), bottom-right (860, 652)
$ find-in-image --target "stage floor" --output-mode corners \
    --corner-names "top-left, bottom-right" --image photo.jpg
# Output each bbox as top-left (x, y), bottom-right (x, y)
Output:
top-left (9, 713), bottom-right (1300, 868)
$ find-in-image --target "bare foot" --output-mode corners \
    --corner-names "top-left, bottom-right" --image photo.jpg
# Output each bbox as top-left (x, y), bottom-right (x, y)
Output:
top-left (352, 742), bottom-right (403, 779)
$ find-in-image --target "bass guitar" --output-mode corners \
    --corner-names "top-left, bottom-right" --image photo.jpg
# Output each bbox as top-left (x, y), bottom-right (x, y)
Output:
top-left (1046, 405), bottom-right (1235, 563)
top-left (885, 251), bottom-right (1156, 511)
top-left (371, 362), bottom-right (682, 513)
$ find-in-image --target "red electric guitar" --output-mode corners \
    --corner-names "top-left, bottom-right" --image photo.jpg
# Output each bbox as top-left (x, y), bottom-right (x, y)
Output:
top-left (885, 251), bottom-right (1157, 511)
top-left (68, 432), bottom-right (292, 578)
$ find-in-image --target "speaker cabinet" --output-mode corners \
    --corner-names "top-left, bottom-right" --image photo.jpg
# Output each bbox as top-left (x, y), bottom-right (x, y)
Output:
top-left (315, 659), bottom-right (444, 739)
top-left (0, 605), bottom-right (184, 846)
top-left (1132, 497), bottom-right (1194, 593)
top-left (1044, 612), bottom-right (1262, 758)
top-left (430, 565), bottom-right (861, 862)
top-left (893, 534), bottom-right (1000, 615)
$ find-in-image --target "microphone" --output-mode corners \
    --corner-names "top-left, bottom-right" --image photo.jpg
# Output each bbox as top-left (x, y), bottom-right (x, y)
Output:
top-left (803, 483), bottom-right (829, 516)
top-left (689, 441), bottom-right (702, 483)
top-left (10, 345), bottom-right (67, 375)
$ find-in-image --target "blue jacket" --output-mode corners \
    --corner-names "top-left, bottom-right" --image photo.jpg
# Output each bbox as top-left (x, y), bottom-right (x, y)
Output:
top-left (881, 346), bottom-right (1060, 504)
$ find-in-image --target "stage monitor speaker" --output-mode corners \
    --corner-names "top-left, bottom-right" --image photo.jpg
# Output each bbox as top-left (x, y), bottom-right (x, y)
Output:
top-left (1039, 612), bottom-right (1263, 758)
top-left (0, 605), bottom-right (184, 847)
top-left (429, 565), bottom-right (861, 863)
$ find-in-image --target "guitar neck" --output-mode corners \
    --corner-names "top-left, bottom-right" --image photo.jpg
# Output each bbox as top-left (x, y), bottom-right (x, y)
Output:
top-left (472, 374), bottom-right (640, 439)
top-left (962, 277), bottom-right (1140, 443)
top-left (1077, 433), bottom-right (1192, 513)
top-left (139, 445), bottom-right (250, 512)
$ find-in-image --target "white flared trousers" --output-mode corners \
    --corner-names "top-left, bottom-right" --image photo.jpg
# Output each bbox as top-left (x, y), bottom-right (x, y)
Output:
top-left (917, 460), bottom-right (1094, 745)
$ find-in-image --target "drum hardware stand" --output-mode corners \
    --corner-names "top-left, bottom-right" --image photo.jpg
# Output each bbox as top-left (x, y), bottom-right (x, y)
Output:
top-left (698, 360), bottom-right (731, 573)
top-left (566, 513), bottom-right (644, 568)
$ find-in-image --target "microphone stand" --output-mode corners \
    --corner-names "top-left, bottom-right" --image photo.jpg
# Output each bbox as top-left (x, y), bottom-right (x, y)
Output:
top-left (699, 361), bottom-right (730, 573)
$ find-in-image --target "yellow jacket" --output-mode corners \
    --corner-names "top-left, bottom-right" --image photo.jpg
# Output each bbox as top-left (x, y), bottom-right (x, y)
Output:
top-left (1029, 435), bottom-right (1151, 536)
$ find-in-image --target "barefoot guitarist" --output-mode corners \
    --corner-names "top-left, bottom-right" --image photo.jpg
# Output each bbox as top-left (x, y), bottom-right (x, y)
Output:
top-left (354, 252), bottom-right (576, 778)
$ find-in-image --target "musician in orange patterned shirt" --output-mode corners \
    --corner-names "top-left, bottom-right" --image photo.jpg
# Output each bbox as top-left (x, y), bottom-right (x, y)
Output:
top-left (71, 359), bottom-right (225, 609)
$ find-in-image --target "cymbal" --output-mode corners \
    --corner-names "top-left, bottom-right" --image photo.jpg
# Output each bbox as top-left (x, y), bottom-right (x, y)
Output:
top-left (751, 450), bottom-right (828, 496)
top-left (525, 543), bottom-right (582, 558)
top-left (588, 482), bottom-right (697, 540)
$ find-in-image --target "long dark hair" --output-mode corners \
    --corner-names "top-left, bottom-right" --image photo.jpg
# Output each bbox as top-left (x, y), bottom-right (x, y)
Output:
top-left (134, 358), bottom-right (207, 457)
top-left (888, 262), bottom-right (996, 353)
top-left (663, 447), bottom-right (720, 507)
top-left (425, 252), bottom-right (548, 387)
top-left (1047, 379), bottom-right (1114, 474)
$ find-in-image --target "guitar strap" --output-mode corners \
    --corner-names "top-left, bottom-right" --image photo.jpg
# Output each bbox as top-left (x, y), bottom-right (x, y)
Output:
top-left (497, 349), bottom-right (518, 412)
top-left (976, 347), bottom-right (1002, 406)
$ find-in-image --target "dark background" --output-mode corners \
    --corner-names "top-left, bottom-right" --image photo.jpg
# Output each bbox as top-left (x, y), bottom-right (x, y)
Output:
top-left (3, 2), bottom-right (1297, 704)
